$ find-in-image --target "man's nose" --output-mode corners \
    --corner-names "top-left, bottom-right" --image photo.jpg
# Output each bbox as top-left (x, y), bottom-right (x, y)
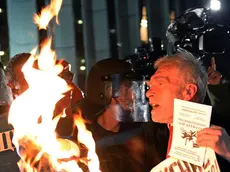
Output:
top-left (146, 89), bottom-right (152, 99)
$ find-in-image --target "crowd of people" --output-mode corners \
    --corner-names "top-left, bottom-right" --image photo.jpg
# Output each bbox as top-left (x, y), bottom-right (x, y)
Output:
top-left (1, 6), bottom-right (230, 172)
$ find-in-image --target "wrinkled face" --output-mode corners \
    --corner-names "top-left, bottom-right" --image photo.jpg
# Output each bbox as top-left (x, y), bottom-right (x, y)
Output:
top-left (146, 66), bottom-right (185, 124)
top-left (116, 80), bottom-right (134, 112)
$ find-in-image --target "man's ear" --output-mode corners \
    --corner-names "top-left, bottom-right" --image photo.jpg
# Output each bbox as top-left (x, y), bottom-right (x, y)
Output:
top-left (182, 83), bottom-right (198, 101)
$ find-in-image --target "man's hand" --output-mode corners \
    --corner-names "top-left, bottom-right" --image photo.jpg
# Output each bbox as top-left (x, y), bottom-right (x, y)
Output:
top-left (208, 57), bottom-right (222, 85)
top-left (208, 67), bottom-right (222, 85)
top-left (197, 125), bottom-right (230, 162)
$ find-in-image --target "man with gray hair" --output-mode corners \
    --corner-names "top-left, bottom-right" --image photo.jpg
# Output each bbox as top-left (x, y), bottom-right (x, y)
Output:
top-left (146, 51), bottom-right (208, 125)
top-left (145, 51), bottom-right (230, 171)
top-left (144, 51), bottom-right (206, 170)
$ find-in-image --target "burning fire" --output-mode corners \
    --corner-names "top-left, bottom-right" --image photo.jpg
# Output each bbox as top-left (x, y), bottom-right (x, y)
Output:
top-left (8, 0), bottom-right (100, 171)
top-left (34, 0), bottom-right (63, 30)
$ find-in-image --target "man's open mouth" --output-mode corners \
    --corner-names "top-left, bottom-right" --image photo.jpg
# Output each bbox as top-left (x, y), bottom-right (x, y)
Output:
top-left (151, 104), bottom-right (159, 110)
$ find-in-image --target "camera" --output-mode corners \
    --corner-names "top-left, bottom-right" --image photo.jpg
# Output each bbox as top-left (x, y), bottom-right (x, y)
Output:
top-left (166, 7), bottom-right (230, 67)
top-left (124, 37), bottom-right (166, 79)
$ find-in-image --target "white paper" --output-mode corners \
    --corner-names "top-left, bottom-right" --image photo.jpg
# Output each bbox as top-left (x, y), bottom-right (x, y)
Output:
top-left (169, 99), bottom-right (212, 166)
top-left (150, 148), bottom-right (220, 172)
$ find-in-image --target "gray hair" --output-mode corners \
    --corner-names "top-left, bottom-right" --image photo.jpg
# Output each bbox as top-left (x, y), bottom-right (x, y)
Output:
top-left (154, 51), bottom-right (208, 103)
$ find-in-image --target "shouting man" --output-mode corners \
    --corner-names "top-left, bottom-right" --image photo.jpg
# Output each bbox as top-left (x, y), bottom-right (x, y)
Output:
top-left (146, 51), bottom-right (207, 124)
top-left (145, 51), bottom-right (230, 171)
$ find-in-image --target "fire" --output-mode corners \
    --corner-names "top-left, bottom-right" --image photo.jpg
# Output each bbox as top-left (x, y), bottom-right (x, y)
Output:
top-left (8, 0), bottom-right (101, 171)
top-left (33, 0), bottom-right (63, 30)
top-left (74, 115), bottom-right (100, 172)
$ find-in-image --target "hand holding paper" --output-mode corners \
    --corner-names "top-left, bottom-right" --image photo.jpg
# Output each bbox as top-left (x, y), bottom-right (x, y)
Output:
top-left (150, 100), bottom-right (221, 172)
top-left (169, 99), bottom-right (212, 166)
top-left (197, 125), bottom-right (230, 162)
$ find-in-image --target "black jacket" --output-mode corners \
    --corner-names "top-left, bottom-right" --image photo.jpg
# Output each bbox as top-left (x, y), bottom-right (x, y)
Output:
top-left (94, 121), bottom-right (230, 172)
top-left (0, 113), bottom-right (20, 172)
top-left (89, 121), bottom-right (169, 172)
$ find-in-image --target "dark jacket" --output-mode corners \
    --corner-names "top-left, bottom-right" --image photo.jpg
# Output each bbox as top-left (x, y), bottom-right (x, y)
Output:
top-left (204, 84), bottom-right (230, 172)
top-left (0, 113), bottom-right (20, 172)
top-left (94, 121), bottom-right (230, 172)
top-left (207, 83), bottom-right (230, 119)
top-left (88, 121), bottom-right (169, 172)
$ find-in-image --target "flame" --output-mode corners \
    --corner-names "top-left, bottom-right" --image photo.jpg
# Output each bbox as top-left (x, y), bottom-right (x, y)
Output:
top-left (33, 0), bottom-right (63, 30)
top-left (8, 0), bottom-right (101, 171)
top-left (74, 115), bottom-right (101, 171)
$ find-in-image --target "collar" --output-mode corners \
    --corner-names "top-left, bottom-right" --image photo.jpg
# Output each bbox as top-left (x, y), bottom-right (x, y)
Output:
top-left (167, 123), bottom-right (173, 129)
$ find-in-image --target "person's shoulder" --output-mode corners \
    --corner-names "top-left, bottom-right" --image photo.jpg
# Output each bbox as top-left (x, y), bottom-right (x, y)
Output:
top-left (141, 122), bottom-right (167, 131)
top-left (141, 122), bottom-right (169, 146)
